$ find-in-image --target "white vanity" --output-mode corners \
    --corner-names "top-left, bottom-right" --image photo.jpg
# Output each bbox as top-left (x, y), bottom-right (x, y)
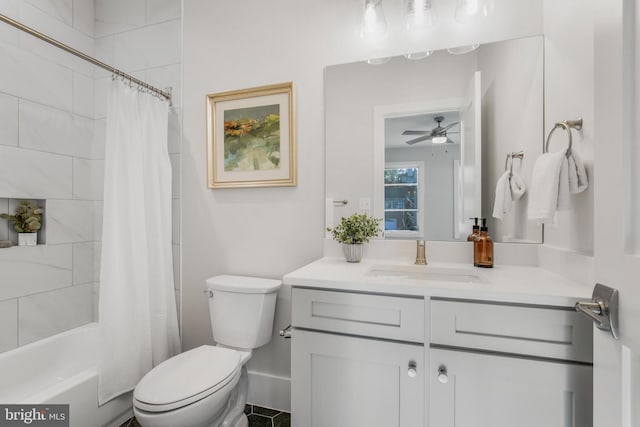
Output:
top-left (284, 257), bottom-right (593, 427)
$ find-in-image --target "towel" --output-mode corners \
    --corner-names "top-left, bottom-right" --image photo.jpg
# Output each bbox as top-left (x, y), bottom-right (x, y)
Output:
top-left (492, 168), bottom-right (527, 220)
top-left (492, 171), bottom-right (512, 219)
top-left (528, 149), bottom-right (589, 223)
top-left (527, 150), bottom-right (566, 223)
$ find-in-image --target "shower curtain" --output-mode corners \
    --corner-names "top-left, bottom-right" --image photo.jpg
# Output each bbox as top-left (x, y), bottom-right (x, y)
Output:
top-left (98, 79), bottom-right (181, 405)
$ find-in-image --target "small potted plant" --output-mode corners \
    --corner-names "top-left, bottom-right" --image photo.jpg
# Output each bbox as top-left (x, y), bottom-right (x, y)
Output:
top-left (0, 201), bottom-right (43, 246)
top-left (327, 213), bottom-right (382, 263)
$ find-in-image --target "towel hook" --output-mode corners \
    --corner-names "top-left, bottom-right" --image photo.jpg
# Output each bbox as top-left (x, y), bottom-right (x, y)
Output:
top-left (505, 151), bottom-right (524, 177)
top-left (544, 117), bottom-right (582, 157)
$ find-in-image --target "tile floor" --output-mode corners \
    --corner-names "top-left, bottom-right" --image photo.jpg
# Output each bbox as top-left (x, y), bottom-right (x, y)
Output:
top-left (120, 404), bottom-right (290, 427)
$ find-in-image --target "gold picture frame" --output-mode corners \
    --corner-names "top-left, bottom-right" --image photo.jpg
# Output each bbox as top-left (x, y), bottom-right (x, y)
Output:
top-left (206, 82), bottom-right (296, 188)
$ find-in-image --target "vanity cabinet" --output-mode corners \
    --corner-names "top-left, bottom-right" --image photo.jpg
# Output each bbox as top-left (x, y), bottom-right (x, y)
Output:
top-left (429, 298), bottom-right (593, 427)
top-left (290, 287), bottom-right (426, 427)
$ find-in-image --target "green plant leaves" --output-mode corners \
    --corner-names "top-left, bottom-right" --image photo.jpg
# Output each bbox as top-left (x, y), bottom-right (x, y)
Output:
top-left (326, 213), bottom-right (382, 244)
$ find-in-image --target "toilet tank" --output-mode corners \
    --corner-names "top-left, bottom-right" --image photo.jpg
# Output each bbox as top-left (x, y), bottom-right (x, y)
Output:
top-left (206, 275), bottom-right (281, 350)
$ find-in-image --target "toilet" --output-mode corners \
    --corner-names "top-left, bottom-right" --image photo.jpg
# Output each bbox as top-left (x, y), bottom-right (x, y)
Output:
top-left (133, 275), bottom-right (281, 427)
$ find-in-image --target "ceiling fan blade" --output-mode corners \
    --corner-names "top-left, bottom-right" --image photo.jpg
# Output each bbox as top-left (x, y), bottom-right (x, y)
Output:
top-left (405, 135), bottom-right (432, 145)
top-left (441, 121), bottom-right (460, 132)
top-left (402, 130), bottom-right (429, 135)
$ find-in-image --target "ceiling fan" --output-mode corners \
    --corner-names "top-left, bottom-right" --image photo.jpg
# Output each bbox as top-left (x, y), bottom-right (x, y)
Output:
top-left (403, 116), bottom-right (459, 145)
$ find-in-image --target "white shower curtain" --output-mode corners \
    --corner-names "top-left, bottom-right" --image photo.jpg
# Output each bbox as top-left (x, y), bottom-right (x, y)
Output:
top-left (98, 80), bottom-right (181, 405)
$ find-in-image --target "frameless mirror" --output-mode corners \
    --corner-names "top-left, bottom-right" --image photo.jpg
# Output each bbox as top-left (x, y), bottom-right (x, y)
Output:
top-left (325, 36), bottom-right (544, 243)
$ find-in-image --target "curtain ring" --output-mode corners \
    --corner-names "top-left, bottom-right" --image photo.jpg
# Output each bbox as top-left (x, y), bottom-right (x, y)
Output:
top-left (544, 122), bottom-right (572, 157)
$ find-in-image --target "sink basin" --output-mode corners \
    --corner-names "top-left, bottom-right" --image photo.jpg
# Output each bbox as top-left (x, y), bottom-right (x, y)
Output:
top-left (367, 265), bottom-right (483, 284)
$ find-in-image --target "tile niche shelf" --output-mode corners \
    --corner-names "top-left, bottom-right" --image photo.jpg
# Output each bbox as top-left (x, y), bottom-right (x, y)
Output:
top-left (0, 198), bottom-right (47, 246)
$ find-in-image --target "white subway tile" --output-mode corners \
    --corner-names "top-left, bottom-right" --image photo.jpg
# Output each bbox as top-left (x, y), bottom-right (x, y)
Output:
top-left (92, 119), bottom-right (106, 159)
top-left (91, 159), bottom-right (104, 201)
top-left (94, 0), bottom-right (145, 38)
top-left (93, 36), bottom-right (114, 79)
top-left (18, 1), bottom-right (93, 76)
top-left (92, 282), bottom-right (99, 322)
top-left (146, 0), bottom-right (181, 25)
top-left (19, 100), bottom-right (93, 158)
top-left (0, 0), bottom-right (18, 19)
top-left (170, 153), bottom-right (180, 198)
top-left (0, 0), bottom-right (19, 46)
top-left (72, 0), bottom-right (94, 37)
top-left (0, 244), bottom-right (72, 301)
top-left (46, 199), bottom-right (93, 244)
top-left (0, 299), bottom-right (18, 353)
top-left (145, 63), bottom-right (181, 108)
top-left (0, 42), bottom-right (72, 111)
top-left (18, 282), bottom-right (93, 345)
top-left (22, 0), bottom-right (73, 26)
top-left (92, 242), bottom-right (101, 282)
top-left (73, 72), bottom-right (93, 118)
top-left (72, 157), bottom-right (91, 200)
top-left (93, 77), bottom-right (109, 119)
top-left (72, 241), bottom-right (93, 285)
top-left (0, 92), bottom-right (18, 147)
top-left (93, 201), bottom-right (103, 242)
top-left (0, 146), bottom-right (72, 199)
top-left (114, 20), bottom-right (181, 72)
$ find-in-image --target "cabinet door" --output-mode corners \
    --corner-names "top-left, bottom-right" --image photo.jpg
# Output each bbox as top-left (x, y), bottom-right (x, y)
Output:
top-left (292, 329), bottom-right (424, 427)
top-left (430, 348), bottom-right (592, 427)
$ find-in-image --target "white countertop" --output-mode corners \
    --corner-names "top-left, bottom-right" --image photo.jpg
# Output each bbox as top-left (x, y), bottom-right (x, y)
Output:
top-left (283, 257), bottom-right (593, 307)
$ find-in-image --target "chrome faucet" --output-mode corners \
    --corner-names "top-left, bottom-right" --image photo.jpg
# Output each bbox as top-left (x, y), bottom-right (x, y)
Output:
top-left (415, 240), bottom-right (427, 265)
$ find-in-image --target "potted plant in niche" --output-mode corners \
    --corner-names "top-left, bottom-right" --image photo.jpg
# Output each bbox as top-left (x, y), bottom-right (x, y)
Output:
top-left (327, 213), bottom-right (382, 263)
top-left (0, 201), bottom-right (43, 246)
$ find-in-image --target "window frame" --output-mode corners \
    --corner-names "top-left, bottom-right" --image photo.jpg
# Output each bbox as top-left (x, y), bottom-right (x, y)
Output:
top-left (383, 161), bottom-right (425, 238)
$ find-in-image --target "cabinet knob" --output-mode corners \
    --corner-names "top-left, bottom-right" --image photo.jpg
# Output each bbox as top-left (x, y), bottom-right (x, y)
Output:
top-left (437, 366), bottom-right (448, 384)
top-left (407, 361), bottom-right (417, 378)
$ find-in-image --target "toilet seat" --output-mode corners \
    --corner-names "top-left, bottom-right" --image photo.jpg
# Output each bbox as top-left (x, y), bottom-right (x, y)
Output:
top-left (134, 345), bottom-right (241, 413)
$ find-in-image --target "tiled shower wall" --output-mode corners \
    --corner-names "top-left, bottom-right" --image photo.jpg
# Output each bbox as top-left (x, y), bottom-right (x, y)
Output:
top-left (0, 0), bottom-right (182, 354)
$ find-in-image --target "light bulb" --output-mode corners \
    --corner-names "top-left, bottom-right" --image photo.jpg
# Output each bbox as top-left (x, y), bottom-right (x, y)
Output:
top-left (360, 0), bottom-right (388, 41)
top-left (404, 0), bottom-right (436, 33)
top-left (454, 0), bottom-right (493, 23)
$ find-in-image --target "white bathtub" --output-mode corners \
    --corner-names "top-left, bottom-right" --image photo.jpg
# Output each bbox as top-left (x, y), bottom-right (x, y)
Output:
top-left (0, 323), bottom-right (133, 427)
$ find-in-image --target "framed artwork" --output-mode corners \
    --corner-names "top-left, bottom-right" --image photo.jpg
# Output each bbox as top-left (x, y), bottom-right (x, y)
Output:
top-left (206, 82), bottom-right (296, 188)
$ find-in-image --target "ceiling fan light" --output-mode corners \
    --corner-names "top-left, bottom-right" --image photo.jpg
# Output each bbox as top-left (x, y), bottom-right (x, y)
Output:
top-left (432, 136), bottom-right (447, 144)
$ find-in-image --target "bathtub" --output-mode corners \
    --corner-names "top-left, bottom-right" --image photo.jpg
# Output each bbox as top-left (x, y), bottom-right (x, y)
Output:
top-left (0, 323), bottom-right (133, 427)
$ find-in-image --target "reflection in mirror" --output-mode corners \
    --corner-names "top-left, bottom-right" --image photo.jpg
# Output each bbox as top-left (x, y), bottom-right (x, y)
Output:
top-left (325, 36), bottom-right (543, 243)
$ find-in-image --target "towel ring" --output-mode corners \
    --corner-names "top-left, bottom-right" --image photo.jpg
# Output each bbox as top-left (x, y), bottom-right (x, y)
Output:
top-left (544, 118), bottom-right (583, 157)
top-left (505, 151), bottom-right (524, 177)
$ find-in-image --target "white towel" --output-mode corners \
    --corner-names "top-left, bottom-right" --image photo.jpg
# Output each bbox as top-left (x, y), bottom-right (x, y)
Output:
top-left (510, 171), bottom-right (527, 201)
top-left (527, 150), bottom-right (566, 223)
top-left (492, 171), bottom-right (512, 219)
top-left (567, 150), bottom-right (588, 194)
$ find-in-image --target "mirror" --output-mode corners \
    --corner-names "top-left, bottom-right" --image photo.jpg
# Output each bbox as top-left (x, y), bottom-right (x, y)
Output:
top-left (325, 36), bottom-right (543, 243)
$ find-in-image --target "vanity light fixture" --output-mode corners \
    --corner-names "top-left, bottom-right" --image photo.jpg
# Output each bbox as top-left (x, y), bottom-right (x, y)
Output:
top-left (367, 57), bottom-right (392, 65)
top-left (404, 0), bottom-right (436, 34)
top-left (432, 136), bottom-right (447, 144)
top-left (454, 0), bottom-right (494, 23)
top-left (360, 0), bottom-right (388, 41)
top-left (403, 51), bottom-right (433, 60)
top-left (447, 44), bottom-right (480, 54)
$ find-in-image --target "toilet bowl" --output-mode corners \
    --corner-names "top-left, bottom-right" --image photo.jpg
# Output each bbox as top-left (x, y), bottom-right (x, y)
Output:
top-left (133, 275), bottom-right (281, 427)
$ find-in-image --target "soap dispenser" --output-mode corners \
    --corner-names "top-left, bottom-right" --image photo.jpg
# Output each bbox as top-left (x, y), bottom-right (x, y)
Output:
top-left (467, 217), bottom-right (480, 241)
top-left (474, 218), bottom-right (494, 268)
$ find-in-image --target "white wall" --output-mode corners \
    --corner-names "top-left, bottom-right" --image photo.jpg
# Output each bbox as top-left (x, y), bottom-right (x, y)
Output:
top-left (541, 0), bottom-right (595, 256)
top-left (479, 36), bottom-right (544, 243)
top-left (0, 0), bottom-right (96, 353)
top-left (183, 0), bottom-right (543, 410)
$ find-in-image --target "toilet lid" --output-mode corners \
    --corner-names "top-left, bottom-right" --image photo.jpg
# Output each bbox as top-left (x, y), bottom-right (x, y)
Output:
top-left (134, 345), bottom-right (240, 412)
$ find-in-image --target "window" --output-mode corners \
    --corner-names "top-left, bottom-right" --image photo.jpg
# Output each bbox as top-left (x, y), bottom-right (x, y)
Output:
top-left (384, 161), bottom-right (424, 237)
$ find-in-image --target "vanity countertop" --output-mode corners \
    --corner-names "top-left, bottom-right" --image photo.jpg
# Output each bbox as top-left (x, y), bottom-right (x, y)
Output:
top-left (283, 257), bottom-right (593, 307)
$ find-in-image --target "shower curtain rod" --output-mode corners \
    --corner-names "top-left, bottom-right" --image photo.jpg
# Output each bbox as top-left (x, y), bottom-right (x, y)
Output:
top-left (0, 13), bottom-right (172, 102)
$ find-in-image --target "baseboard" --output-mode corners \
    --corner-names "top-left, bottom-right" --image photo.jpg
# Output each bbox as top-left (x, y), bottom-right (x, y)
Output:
top-left (247, 370), bottom-right (291, 413)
